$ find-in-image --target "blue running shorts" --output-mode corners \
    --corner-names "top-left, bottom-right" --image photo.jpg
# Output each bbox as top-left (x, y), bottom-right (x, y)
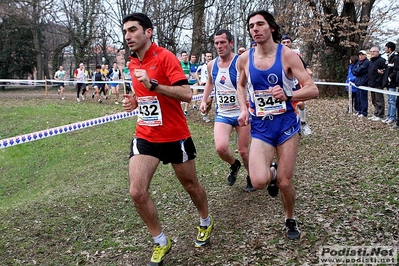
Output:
top-left (214, 114), bottom-right (240, 127)
top-left (250, 111), bottom-right (300, 147)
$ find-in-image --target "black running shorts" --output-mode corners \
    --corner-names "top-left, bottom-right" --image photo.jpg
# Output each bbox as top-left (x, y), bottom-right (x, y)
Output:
top-left (129, 137), bottom-right (197, 164)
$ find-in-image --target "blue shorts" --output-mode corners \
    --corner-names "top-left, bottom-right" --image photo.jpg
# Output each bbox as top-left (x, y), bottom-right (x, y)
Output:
top-left (250, 111), bottom-right (300, 147)
top-left (214, 115), bottom-right (239, 127)
top-left (110, 83), bottom-right (119, 87)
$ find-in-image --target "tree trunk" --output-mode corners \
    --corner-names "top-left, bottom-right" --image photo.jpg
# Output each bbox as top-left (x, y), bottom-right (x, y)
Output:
top-left (309, 0), bottom-right (375, 87)
top-left (52, 42), bottom-right (71, 72)
top-left (191, 0), bottom-right (206, 56)
top-left (32, 28), bottom-right (43, 80)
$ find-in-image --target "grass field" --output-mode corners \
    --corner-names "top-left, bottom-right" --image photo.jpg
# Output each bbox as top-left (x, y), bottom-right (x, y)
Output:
top-left (1, 91), bottom-right (398, 265)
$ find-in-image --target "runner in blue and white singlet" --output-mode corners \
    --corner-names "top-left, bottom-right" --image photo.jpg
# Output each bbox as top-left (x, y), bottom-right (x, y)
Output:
top-left (247, 44), bottom-right (296, 117)
top-left (237, 10), bottom-right (319, 241)
top-left (200, 29), bottom-right (253, 192)
top-left (211, 54), bottom-right (241, 119)
top-left (247, 44), bottom-right (299, 147)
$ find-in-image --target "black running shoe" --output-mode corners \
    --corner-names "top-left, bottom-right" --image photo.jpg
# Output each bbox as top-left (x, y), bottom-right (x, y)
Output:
top-left (267, 162), bottom-right (279, 197)
top-left (244, 175), bottom-right (256, 192)
top-left (285, 218), bottom-right (301, 240)
top-left (227, 159), bottom-right (241, 186)
top-left (91, 93), bottom-right (95, 99)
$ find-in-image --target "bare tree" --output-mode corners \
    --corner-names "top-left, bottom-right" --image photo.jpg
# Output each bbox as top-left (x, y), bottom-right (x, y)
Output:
top-left (0, 15), bottom-right (36, 81)
top-left (2, 0), bottom-right (53, 80)
top-left (104, 0), bottom-right (143, 62)
top-left (299, 0), bottom-right (399, 83)
top-left (191, 0), bottom-right (232, 56)
top-left (29, 0), bottom-right (53, 79)
top-left (149, 0), bottom-right (192, 54)
top-left (1, 0), bottom-right (399, 87)
top-left (252, 0), bottom-right (399, 84)
top-left (61, 0), bottom-right (102, 69)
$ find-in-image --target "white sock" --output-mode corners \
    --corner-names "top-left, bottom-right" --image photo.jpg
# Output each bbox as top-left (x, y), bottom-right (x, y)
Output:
top-left (153, 231), bottom-right (167, 246)
top-left (299, 108), bottom-right (306, 123)
top-left (200, 216), bottom-right (211, 227)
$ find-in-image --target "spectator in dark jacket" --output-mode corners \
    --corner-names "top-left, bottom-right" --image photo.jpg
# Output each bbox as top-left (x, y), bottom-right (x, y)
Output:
top-left (367, 46), bottom-right (386, 121)
top-left (382, 42), bottom-right (399, 126)
top-left (352, 50), bottom-right (370, 118)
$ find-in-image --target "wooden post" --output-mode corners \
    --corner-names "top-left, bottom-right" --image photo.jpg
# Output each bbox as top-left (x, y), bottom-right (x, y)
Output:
top-left (348, 82), bottom-right (352, 113)
top-left (45, 75), bottom-right (48, 99)
top-left (122, 75), bottom-right (126, 95)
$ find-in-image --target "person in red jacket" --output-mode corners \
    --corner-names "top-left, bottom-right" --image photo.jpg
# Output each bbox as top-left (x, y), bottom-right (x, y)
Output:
top-left (121, 13), bottom-right (213, 266)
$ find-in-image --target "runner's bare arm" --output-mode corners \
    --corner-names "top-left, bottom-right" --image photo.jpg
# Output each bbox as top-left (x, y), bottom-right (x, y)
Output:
top-left (200, 60), bottom-right (216, 111)
top-left (133, 69), bottom-right (192, 102)
top-left (237, 53), bottom-right (249, 112)
top-left (237, 53), bottom-right (250, 126)
top-left (283, 49), bottom-right (319, 101)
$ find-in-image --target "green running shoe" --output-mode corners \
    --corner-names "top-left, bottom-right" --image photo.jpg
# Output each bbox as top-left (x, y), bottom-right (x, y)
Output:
top-left (148, 237), bottom-right (171, 266)
top-left (195, 216), bottom-right (214, 247)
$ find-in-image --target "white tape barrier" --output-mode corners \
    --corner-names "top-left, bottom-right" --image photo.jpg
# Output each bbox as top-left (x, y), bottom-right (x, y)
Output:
top-left (1, 79), bottom-right (396, 93)
top-left (0, 79), bottom-right (209, 89)
top-left (46, 79), bottom-right (130, 85)
top-left (314, 81), bottom-right (399, 96)
top-left (315, 81), bottom-right (348, 86)
top-left (1, 110), bottom-right (139, 149)
top-left (0, 91), bottom-right (212, 149)
top-left (0, 79), bottom-right (46, 86)
top-left (0, 79), bottom-right (47, 83)
top-left (357, 85), bottom-right (399, 96)
top-left (4, 79), bottom-right (396, 97)
top-left (0, 79), bottom-right (130, 86)
top-left (314, 81), bottom-right (399, 113)
top-left (1, 80), bottom-right (397, 149)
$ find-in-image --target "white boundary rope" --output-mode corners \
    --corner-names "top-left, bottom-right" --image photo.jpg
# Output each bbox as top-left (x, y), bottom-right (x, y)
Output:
top-left (1, 80), bottom-right (397, 149)
top-left (0, 91), bottom-right (209, 149)
top-left (0, 79), bottom-right (130, 86)
top-left (1, 110), bottom-right (138, 149)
